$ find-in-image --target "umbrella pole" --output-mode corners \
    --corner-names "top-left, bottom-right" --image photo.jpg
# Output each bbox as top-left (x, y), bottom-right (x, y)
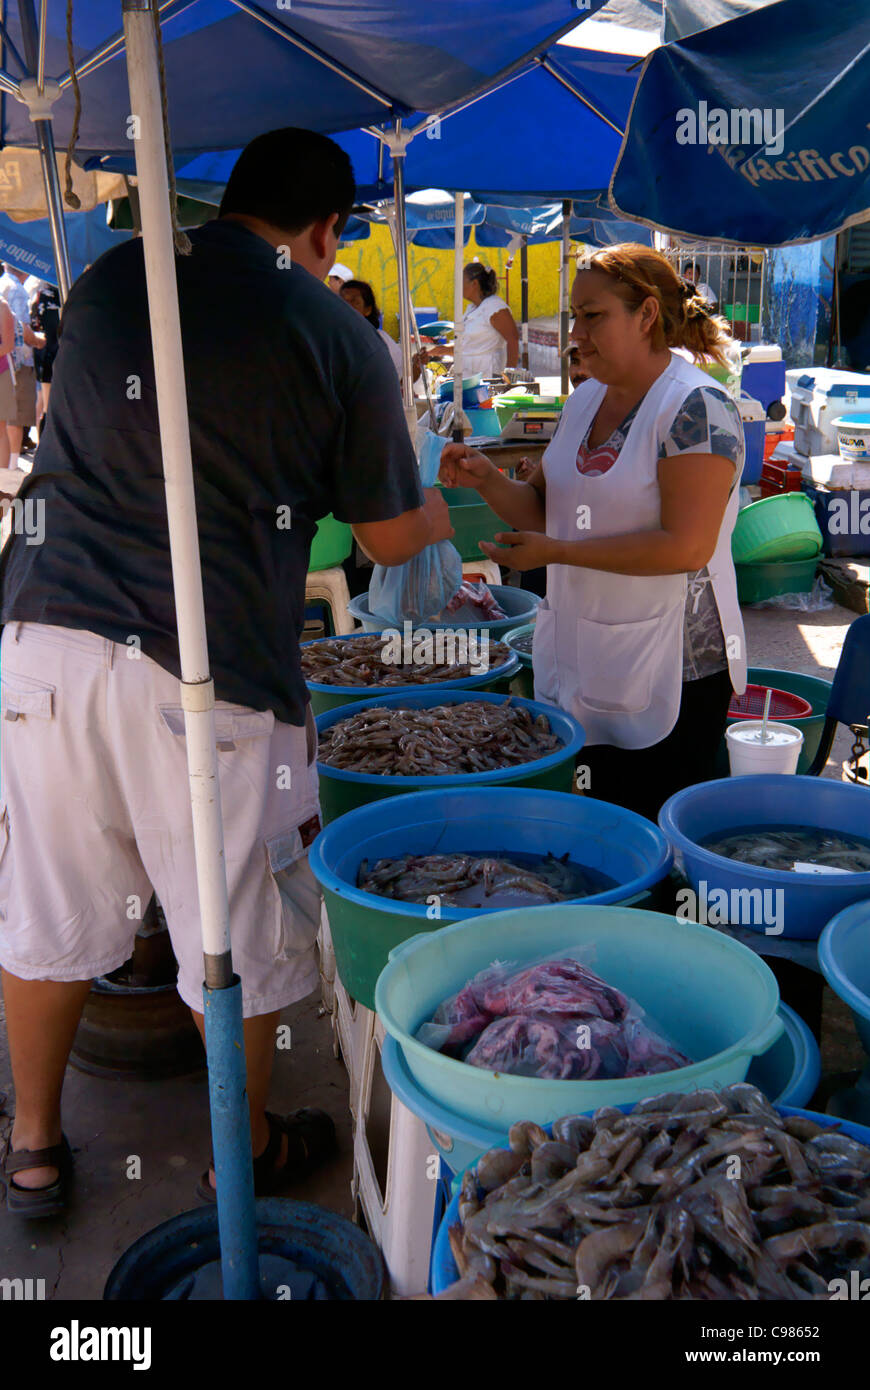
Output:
top-left (388, 119), bottom-right (417, 437)
top-left (520, 235), bottom-right (529, 370)
top-left (453, 192), bottom-right (465, 442)
top-left (122, 1), bottom-right (260, 1301)
top-left (560, 200), bottom-right (571, 393)
top-left (16, 0), bottom-right (72, 301)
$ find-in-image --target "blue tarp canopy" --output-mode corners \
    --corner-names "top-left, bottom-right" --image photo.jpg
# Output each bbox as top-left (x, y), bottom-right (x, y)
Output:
top-left (0, 1), bottom-right (604, 159)
top-left (610, 0), bottom-right (870, 245)
top-left (0, 208), bottom-right (126, 283)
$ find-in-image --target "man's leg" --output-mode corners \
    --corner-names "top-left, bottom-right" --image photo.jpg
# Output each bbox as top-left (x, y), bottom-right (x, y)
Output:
top-left (0, 421), bottom-right (10, 468)
top-left (189, 1008), bottom-right (288, 1189)
top-left (1, 970), bottom-right (94, 1187)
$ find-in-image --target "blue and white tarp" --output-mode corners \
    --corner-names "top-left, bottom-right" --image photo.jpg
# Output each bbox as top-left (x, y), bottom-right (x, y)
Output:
top-left (0, 208), bottom-right (126, 285)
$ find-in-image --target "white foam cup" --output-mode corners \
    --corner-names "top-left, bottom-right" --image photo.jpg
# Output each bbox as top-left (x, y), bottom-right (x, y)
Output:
top-left (726, 720), bottom-right (804, 776)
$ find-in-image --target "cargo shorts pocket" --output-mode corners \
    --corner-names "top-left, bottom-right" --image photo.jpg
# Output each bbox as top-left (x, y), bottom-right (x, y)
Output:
top-left (158, 703), bottom-right (275, 747)
top-left (1, 671), bottom-right (56, 721)
top-left (267, 826), bottom-right (323, 963)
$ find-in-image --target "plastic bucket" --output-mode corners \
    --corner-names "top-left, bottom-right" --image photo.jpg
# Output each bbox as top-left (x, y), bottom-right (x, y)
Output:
top-left (725, 720), bottom-right (804, 775)
top-left (104, 1198), bottom-right (385, 1300)
top-left (302, 631), bottom-right (520, 716)
top-left (833, 413), bottom-right (870, 462)
top-left (374, 904), bottom-right (782, 1129)
top-left (735, 557), bottom-right (818, 604)
top-left (309, 786), bottom-right (673, 1009)
top-left (347, 585), bottom-right (540, 640)
top-left (819, 901), bottom-right (870, 1056)
top-left (314, 689), bottom-right (584, 824)
top-left (428, 1106), bottom-right (870, 1295)
top-left (382, 1001), bottom-right (819, 1178)
top-left (659, 774), bottom-right (870, 939)
top-left (731, 492), bottom-right (822, 564)
top-left (309, 514), bottom-right (353, 572)
top-left (716, 667), bottom-right (832, 778)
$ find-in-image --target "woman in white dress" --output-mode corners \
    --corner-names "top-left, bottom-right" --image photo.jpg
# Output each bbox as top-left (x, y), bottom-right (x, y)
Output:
top-left (461, 263), bottom-right (519, 379)
top-left (340, 279), bottom-right (422, 384)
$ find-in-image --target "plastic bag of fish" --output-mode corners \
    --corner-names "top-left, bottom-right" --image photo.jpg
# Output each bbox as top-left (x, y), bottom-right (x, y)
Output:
top-left (435, 1084), bottom-right (870, 1301)
top-left (417, 956), bottom-right (691, 1081)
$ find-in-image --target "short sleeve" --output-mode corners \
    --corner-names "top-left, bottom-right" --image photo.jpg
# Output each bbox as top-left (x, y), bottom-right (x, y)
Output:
top-left (330, 342), bottom-right (424, 524)
top-left (487, 295), bottom-right (510, 316)
top-left (659, 386), bottom-right (742, 473)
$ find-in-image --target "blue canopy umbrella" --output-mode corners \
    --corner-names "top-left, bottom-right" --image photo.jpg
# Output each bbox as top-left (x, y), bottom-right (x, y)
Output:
top-left (609, 0), bottom-right (870, 245)
top-left (0, 206), bottom-right (126, 283)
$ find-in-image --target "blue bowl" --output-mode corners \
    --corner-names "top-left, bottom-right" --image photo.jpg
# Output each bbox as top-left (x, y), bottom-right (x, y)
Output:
top-left (382, 1001), bottom-right (819, 1178)
top-left (430, 1105), bottom-right (870, 1295)
top-left (659, 774), bottom-right (870, 940)
top-left (347, 586), bottom-right (541, 640)
top-left (819, 900), bottom-right (870, 1055)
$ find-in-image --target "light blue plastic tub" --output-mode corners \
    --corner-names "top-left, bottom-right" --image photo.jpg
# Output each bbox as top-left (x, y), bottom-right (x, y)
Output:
top-left (374, 904), bottom-right (782, 1129)
top-left (429, 1106), bottom-right (870, 1295)
top-left (347, 585), bottom-right (540, 639)
top-left (819, 900), bottom-right (870, 1055)
top-left (382, 1000), bottom-right (819, 1177)
top-left (659, 775), bottom-right (870, 941)
top-left (309, 787), bottom-right (672, 1008)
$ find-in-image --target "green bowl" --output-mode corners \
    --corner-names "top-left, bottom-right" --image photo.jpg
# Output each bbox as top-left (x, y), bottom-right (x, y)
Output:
top-left (731, 493), bottom-right (823, 564)
top-left (736, 556), bottom-right (818, 604)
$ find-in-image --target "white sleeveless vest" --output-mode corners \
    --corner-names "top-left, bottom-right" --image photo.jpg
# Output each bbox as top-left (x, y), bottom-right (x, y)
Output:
top-left (532, 352), bottom-right (747, 749)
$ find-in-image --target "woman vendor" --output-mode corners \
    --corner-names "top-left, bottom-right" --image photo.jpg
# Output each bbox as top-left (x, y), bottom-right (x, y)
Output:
top-left (460, 263), bottom-right (520, 379)
top-left (439, 243), bottom-right (746, 822)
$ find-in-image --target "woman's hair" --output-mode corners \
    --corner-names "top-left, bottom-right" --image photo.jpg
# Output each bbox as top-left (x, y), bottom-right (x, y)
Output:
top-left (341, 279), bottom-right (381, 329)
top-left (464, 262), bottom-right (498, 299)
top-left (576, 243), bottom-right (733, 367)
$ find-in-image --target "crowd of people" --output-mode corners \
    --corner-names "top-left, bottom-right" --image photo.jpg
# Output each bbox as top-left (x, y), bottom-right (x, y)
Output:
top-left (0, 264), bottom-right (60, 471)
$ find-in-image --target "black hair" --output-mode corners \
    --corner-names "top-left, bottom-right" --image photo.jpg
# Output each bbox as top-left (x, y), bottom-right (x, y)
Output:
top-left (219, 128), bottom-right (355, 237)
top-left (341, 278), bottom-right (381, 329)
top-left (464, 262), bottom-right (498, 298)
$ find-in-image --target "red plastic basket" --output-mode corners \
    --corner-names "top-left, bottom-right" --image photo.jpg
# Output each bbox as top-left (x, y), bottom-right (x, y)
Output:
top-left (728, 684), bottom-right (813, 720)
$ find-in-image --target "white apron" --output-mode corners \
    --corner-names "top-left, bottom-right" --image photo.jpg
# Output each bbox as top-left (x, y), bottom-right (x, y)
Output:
top-left (533, 352), bottom-right (747, 750)
top-left (462, 295), bottom-right (509, 378)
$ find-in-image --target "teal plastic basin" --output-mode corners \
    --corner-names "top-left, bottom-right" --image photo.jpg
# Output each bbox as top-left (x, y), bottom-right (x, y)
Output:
top-left (374, 904), bottom-right (782, 1128)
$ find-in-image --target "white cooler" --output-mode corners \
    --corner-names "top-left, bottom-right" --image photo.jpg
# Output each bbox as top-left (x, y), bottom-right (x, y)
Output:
top-left (786, 367), bottom-right (870, 456)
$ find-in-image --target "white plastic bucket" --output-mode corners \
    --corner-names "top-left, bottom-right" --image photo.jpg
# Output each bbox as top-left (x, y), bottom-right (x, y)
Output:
top-left (726, 720), bottom-right (804, 776)
top-left (834, 414), bottom-right (870, 462)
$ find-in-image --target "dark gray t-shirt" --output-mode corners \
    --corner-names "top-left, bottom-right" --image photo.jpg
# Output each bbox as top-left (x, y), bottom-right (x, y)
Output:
top-left (0, 220), bottom-right (424, 723)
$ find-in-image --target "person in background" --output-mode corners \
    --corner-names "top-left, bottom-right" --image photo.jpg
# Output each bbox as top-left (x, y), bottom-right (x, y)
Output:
top-left (31, 281), bottom-right (61, 436)
top-left (340, 278), bottom-right (423, 383)
top-left (0, 297), bottom-right (17, 469)
top-left (683, 262), bottom-right (717, 312)
top-left (440, 243), bottom-right (746, 823)
top-left (0, 264), bottom-right (44, 466)
top-left (327, 260), bottom-right (353, 294)
top-left (461, 262), bottom-right (519, 379)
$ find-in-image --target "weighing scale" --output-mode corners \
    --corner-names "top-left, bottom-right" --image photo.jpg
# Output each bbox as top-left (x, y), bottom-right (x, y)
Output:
top-left (499, 407), bottom-right (562, 442)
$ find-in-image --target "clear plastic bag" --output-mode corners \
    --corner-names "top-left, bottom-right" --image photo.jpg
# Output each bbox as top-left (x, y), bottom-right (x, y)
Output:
top-left (748, 576), bottom-right (834, 611)
top-left (415, 953), bottom-right (692, 1079)
top-left (367, 430), bottom-right (462, 626)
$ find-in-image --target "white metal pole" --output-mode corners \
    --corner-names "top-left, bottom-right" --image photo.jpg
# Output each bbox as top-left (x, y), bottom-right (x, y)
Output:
top-left (122, 5), bottom-right (232, 978)
top-left (453, 192), bottom-right (465, 440)
top-left (560, 200), bottom-right (571, 394)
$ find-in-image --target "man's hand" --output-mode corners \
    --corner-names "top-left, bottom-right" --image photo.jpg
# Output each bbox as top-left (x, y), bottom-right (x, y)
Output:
top-left (422, 486), bottom-right (454, 544)
top-left (439, 443), bottom-right (494, 491)
top-left (480, 530), bottom-right (558, 571)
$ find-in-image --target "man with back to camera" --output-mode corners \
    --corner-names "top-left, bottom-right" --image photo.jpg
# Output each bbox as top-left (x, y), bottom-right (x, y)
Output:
top-left (0, 127), bottom-right (452, 1217)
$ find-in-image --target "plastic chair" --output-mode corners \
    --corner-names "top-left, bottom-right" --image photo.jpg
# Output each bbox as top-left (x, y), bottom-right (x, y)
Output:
top-left (807, 614), bottom-right (870, 781)
top-left (304, 567), bottom-right (355, 636)
top-left (461, 558), bottom-right (501, 587)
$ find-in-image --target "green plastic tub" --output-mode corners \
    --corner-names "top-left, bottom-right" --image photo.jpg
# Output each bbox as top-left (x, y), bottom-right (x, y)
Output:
top-left (731, 493), bottom-right (823, 564)
top-left (503, 622), bottom-right (535, 699)
top-left (309, 514), bottom-right (353, 571)
top-left (736, 556), bottom-right (819, 604)
top-left (715, 665), bottom-right (833, 777)
top-left (441, 485), bottom-right (504, 560)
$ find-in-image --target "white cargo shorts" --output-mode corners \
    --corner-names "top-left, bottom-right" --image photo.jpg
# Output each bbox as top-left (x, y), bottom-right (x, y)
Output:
top-left (0, 622), bottom-right (323, 1016)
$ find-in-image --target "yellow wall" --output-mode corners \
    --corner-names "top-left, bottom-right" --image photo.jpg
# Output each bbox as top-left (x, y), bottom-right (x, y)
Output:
top-left (334, 223), bottom-right (563, 337)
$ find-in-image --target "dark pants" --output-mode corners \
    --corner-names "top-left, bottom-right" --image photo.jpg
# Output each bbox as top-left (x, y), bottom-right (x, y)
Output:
top-left (578, 669), bottom-right (734, 824)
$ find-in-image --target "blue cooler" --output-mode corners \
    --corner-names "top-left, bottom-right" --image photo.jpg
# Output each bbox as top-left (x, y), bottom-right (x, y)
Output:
top-left (741, 346), bottom-right (786, 417)
top-left (739, 394), bottom-right (766, 484)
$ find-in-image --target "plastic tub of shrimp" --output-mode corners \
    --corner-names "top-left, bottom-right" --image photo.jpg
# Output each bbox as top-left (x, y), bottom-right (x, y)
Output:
top-left (819, 900), bottom-right (870, 1056)
top-left (659, 774), bottom-right (870, 940)
top-left (381, 1000), bottom-right (819, 1177)
top-left (302, 631), bottom-right (520, 716)
top-left (503, 622), bottom-right (536, 698)
top-left (309, 786), bottom-right (672, 1009)
top-left (374, 904), bottom-right (782, 1129)
top-left (314, 689), bottom-right (584, 823)
top-left (428, 1104), bottom-right (870, 1296)
top-left (347, 586), bottom-right (540, 640)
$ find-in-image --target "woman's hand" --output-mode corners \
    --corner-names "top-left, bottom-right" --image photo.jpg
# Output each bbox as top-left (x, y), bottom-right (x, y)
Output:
top-left (439, 443), bottom-right (495, 491)
top-left (480, 531), bottom-right (559, 571)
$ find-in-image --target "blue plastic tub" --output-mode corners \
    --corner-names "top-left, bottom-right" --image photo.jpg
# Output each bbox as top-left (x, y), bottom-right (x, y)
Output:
top-left (309, 787), bottom-right (672, 1009)
top-left (302, 630), bottom-right (519, 715)
top-left (429, 1106), bottom-right (870, 1296)
top-left (659, 774), bottom-right (870, 941)
top-left (819, 900), bottom-right (870, 1055)
top-left (348, 585), bottom-right (540, 639)
top-left (314, 689), bottom-right (584, 824)
top-left (375, 904), bottom-right (782, 1129)
top-left (383, 1000), bottom-right (818, 1177)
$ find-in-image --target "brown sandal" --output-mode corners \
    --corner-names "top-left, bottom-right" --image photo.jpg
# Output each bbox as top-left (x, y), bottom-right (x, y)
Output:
top-left (195, 1109), bottom-right (337, 1203)
top-left (2, 1135), bottom-right (73, 1219)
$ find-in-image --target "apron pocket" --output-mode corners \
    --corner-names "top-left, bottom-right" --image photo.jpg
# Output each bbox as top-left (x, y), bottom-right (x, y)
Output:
top-left (531, 604), bottom-right (559, 704)
top-left (576, 606), bottom-right (681, 715)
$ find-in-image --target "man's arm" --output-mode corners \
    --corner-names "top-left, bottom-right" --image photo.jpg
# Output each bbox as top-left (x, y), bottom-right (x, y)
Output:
top-left (353, 488), bottom-right (452, 566)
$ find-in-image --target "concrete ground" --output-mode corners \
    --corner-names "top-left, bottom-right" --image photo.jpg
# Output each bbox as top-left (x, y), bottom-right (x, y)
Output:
top-left (0, 597), bottom-right (866, 1299)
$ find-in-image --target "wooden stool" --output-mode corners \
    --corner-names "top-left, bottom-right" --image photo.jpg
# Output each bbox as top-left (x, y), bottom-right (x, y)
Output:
top-left (305, 566), bottom-right (355, 636)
